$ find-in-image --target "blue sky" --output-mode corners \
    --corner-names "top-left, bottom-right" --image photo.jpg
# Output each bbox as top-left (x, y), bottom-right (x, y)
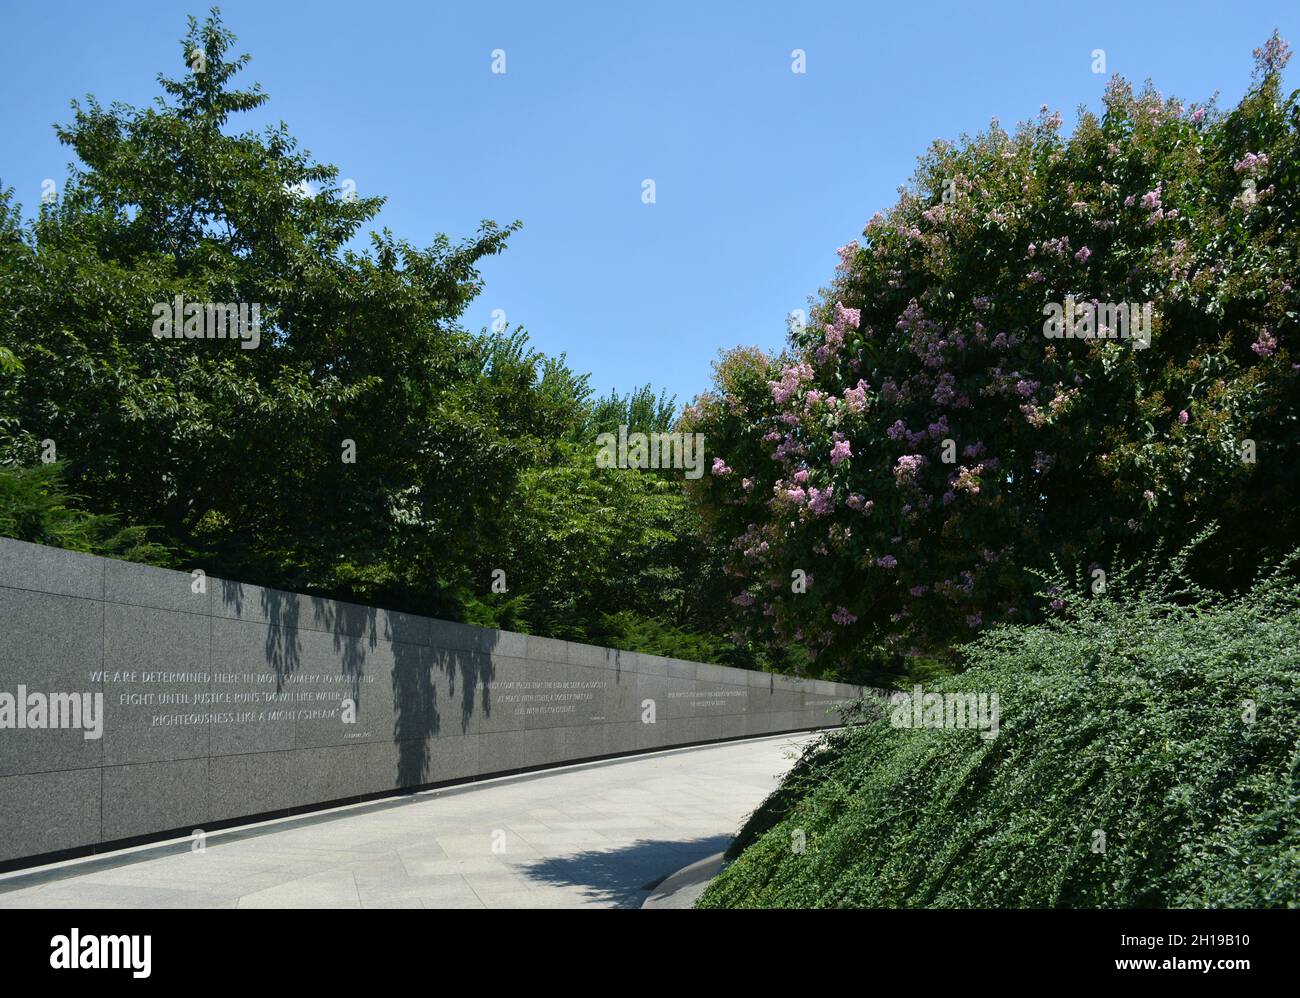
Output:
top-left (1, 1), bottom-right (1294, 407)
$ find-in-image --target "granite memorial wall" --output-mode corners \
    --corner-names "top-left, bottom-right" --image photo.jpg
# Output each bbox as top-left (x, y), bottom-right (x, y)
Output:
top-left (0, 537), bottom-right (861, 867)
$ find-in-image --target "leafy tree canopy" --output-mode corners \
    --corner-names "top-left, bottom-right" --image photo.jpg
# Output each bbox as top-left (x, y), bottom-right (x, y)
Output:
top-left (684, 33), bottom-right (1299, 680)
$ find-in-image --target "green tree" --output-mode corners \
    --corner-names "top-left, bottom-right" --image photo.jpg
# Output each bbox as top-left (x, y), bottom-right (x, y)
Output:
top-left (0, 10), bottom-right (751, 668)
top-left (0, 11), bottom-right (548, 612)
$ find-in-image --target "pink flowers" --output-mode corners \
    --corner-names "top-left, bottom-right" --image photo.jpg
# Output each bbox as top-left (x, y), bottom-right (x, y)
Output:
top-left (815, 303), bottom-right (860, 363)
top-left (680, 41), bottom-right (1294, 668)
top-left (808, 485), bottom-right (835, 517)
top-left (770, 434), bottom-right (805, 464)
top-left (842, 379), bottom-right (869, 413)
top-left (1020, 403), bottom-right (1048, 428)
top-left (953, 465), bottom-right (981, 495)
top-left (1253, 31), bottom-right (1292, 74)
top-left (1252, 329), bottom-right (1278, 357)
top-left (1233, 152), bottom-right (1269, 176)
top-left (711, 457), bottom-right (732, 476)
top-left (893, 454), bottom-right (925, 486)
top-left (768, 363), bottom-right (813, 405)
top-left (932, 373), bottom-right (957, 406)
top-left (831, 301), bottom-right (860, 336)
top-left (1039, 236), bottom-right (1071, 257)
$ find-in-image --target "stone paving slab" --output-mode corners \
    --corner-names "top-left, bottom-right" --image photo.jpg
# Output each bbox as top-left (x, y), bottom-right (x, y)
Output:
top-left (0, 733), bottom-right (817, 909)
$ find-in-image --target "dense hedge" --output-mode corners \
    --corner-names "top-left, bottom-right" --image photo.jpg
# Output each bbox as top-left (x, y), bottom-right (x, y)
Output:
top-left (699, 559), bottom-right (1300, 907)
top-left (683, 34), bottom-right (1300, 677)
top-left (0, 462), bottom-right (170, 565)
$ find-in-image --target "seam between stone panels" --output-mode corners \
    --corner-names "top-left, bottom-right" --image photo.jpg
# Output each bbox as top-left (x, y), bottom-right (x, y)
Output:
top-left (4, 545), bottom-right (849, 693)
top-left (0, 582), bottom-right (107, 603)
top-left (206, 601), bottom-right (214, 764)
top-left (106, 598), bottom-right (212, 619)
top-left (9, 716), bottom-right (844, 773)
top-left (99, 594), bottom-right (106, 841)
top-left (0, 582), bottom-right (217, 621)
top-left (0, 579), bottom-right (857, 695)
top-left (0, 763), bottom-right (102, 779)
top-left (484, 649), bottom-right (849, 691)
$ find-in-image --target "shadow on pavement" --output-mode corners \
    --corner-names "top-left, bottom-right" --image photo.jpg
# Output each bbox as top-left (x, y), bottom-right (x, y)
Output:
top-left (520, 834), bottom-right (732, 908)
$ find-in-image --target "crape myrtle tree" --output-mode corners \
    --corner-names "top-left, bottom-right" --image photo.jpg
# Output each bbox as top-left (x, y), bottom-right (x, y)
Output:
top-left (0, 10), bottom-right (727, 650)
top-left (682, 34), bottom-right (1299, 682)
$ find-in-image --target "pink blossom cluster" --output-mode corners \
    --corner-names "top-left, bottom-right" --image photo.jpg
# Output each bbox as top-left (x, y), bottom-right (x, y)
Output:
top-left (1252, 329), bottom-right (1278, 357)
top-left (1233, 152), bottom-right (1269, 176)
top-left (894, 453), bottom-right (926, 486)
top-left (842, 379), bottom-right (869, 413)
top-left (768, 363), bottom-right (813, 405)
top-left (808, 484), bottom-right (835, 517)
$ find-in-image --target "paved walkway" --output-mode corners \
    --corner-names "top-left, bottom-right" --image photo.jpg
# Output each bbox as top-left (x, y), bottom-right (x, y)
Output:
top-left (0, 733), bottom-right (816, 909)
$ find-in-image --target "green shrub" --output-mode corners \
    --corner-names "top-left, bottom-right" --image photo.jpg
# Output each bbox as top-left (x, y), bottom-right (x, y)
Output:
top-left (0, 462), bottom-right (171, 564)
top-left (699, 553), bottom-right (1300, 907)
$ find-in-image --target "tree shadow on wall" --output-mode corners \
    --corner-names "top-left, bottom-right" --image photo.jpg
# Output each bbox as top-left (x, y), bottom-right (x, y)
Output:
top-left (218, 580), bottom-right (306, 693)
top-left (218, 581), bottom-right (373, 709)
top-left (216, 580), bottom-right (501, 794)
top-left (393, 623), bottom-right (441, 790)
top-left (405, 637), bottom-right (497, 788)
